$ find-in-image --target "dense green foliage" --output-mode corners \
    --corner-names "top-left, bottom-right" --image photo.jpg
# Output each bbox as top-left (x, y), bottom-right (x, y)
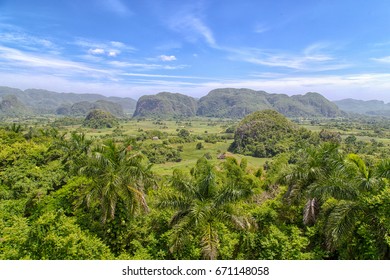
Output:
top-left (0, 86), bottom-right (136, 116)
top-left (82, 109), bottom-right (119, 129)
top-left (229, 110), bottom-right (311, 157)
top-left (132, 88), bottom-right (344, 119)
top-left (335, 98), bottom-right (390, 116)
top-left (0, 95), bottom-right (32, 117)
top-left (57, 100), bottom-right (125, 117)
top-left (133, 92), bottom-right (198, 118)
top-left (197, 89), bottom-right (343, 118)
top-left (197, 88), bottom-right (272, 118)
top-left (0, 113), bottom-right (389, 260)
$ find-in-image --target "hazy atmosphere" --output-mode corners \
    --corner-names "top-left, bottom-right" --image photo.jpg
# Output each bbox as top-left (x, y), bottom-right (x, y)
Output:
top-left (1, 0), bottom-right (390, 100)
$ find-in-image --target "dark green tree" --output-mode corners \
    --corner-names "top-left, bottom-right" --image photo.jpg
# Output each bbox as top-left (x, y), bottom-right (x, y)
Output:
top-left (158, 158), bottom-right (258, 259)
top-left (78, 140), bottom-right (155, 224)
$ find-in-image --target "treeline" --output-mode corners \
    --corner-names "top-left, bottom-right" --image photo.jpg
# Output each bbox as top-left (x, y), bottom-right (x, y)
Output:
top-left (0, 124), bottom-right (389, 260)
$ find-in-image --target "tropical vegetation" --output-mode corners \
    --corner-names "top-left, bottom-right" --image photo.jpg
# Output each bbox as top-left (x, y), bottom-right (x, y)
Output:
top-left (0, 108), bottom-right (389, 260)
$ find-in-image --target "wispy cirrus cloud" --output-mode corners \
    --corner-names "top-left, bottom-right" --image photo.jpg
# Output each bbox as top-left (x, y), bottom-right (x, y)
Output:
top-left (97, 0), bottom-right (132, 16)
top-left (226, 42), bottom-right (351, 72)
top-left (168, 10), bottom-right (217, 48)
top-left (0, 45), bottom-right (114, 79)
top-left (121, 72), bottom-right (214, 80)
top-left (109, 60), bottom-right (186, 71)
top-left (372, 56), bottom-right (390, 63)
top-left (0, 31), bottom-right (58, 52)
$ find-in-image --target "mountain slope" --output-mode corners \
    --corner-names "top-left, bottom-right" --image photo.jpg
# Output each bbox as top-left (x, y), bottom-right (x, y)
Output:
top-left (56, 100), bottom-right (125, 117)
top-left (334, 98), bottom-right (390, 116)
top-left (0, 94), bottom-right (32, 116)
top-left (228, 110), bottom-right (304, 157)
top-left (197, 88), bottom-right (272, 118)
top-left (197, 88), bottom-right (344, 118)
top-left (133, 92), bottom-right (198, 118)
top-left (0, 86), bottom-right (136, 115)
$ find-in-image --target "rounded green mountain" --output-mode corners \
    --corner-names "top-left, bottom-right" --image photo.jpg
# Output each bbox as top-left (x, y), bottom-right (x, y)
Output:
top-left (82, 109), bottom-right (118, 129)
top-left (229, 109), bottom-right (304, 157)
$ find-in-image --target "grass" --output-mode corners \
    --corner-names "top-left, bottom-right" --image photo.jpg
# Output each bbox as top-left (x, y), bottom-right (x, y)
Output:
top-left (151, 140), bottom-right (268, 176)
top-left (54, 117), bottom-right (390, 176)
top-left (64, 118), bottom-right (267, 176)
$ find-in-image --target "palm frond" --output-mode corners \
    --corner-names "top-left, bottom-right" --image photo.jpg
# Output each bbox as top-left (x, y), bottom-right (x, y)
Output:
top-left (170, 169), bottom-right (196, 197)
top-left (325, 200), bottom-right (360, 250)
top-left (347, 153), bottom-right (369, 179)
top-left (157, 193), bottom-right (192, 210)
top-left (126, 185), bottom-right (149, 214)
top-left (169, 215), bottom-right (194, 254)
top-left (309, 171), bottom-right (359, 201)
top-left (200, 223), bottom-right (219, 260)
top-left (376, 159), bottom-right (390, 179)
top-left (170, 209), bottom-right (191, 226)
top-left (303, 198), bottom-right (319, 225)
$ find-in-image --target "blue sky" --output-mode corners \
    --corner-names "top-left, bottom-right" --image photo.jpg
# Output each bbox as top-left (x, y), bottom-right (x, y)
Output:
top-left (1, 0), bottom-right (390, 101)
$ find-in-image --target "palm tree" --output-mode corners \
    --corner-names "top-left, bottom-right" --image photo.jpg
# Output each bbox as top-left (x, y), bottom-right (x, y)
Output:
top-left (79, 139), bottom-right (154, 224)
top-left (53, 131), bottom-right (92, 174)
top-left (158, 157), bottom-right (258, 259)
top-left (286, 146), bottom-right (389, 258)
top-left (283, 142), bottom-right (346, 225)
top-left (323, 154), bottom-right (389, 257)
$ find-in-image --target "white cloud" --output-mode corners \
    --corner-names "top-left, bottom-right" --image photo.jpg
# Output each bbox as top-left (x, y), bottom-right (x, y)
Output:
top-left (187, 16), bottom-right (216, 47)
top-left (108, 51), bottom-right (118, 57)
top-left (110, 41), bottom-right (125, 48)
top-left (226, 43), bottom-right (350, 71)
top-left (74, 39), bottom-right (135, 57)
top-left (2, 62), bottom-right (390, 101)
top-left (88, 48), bottom-right (105, 55)
top-left (372, 56), bottom-right (390, 63)
top-left (169, 13), bottom-right (217, 48)
top-left (0, 32), bottom-right (57, 51)
top-left (0, 45), bottom-right (113, 78)
top-left (121, 73), bottom-right (213, 80)
top-left (109, 60), bottom-right (187, 70)
top-left (159, 55), bottom-right (177, 61)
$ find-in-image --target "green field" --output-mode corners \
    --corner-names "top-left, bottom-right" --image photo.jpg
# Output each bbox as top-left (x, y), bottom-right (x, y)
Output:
top-left (53, 117), bottom-right (390, 177)
top-left (59, 118), bottom-right (268, 176)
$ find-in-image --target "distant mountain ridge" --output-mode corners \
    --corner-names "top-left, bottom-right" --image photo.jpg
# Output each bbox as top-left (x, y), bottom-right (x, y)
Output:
top-left (4, 86), bottom-right (389, 119)
top-left (0, 86), bottom-right (136, 117)
top-left (134, 88), bottom-right (344, 118)
top-left (334, 98), bottom-right (390, 116)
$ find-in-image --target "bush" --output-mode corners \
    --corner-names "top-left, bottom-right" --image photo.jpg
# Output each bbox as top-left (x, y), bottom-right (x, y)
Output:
top-left (196, 142), bottom-right (204, 150)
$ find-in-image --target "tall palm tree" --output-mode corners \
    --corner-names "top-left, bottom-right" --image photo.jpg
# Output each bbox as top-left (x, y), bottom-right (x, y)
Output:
top-left (323, 154), bottom-right (389, 257)
top-left (53, 131), bottom-right (92, 174)
top-left (158, 157), bottom-right (258, 259)
top-left (79, 139), bottom-right (154, 224)
top-left (283, 142), bottom-right (346, 225)
top-left (286, 146), bottom-right (389, 258)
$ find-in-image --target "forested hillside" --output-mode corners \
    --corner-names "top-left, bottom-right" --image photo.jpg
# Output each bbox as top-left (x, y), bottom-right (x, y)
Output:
top-left (334, 98), bottom-right (390, 116)
top-left (134, 88), bottom-right (344, 119)
top-left (228, 110), bottom-right (309, 157)
top-left (0, 86), bottom-right (136, 116)
top-left (133, 92), bottom-right (198, 118)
